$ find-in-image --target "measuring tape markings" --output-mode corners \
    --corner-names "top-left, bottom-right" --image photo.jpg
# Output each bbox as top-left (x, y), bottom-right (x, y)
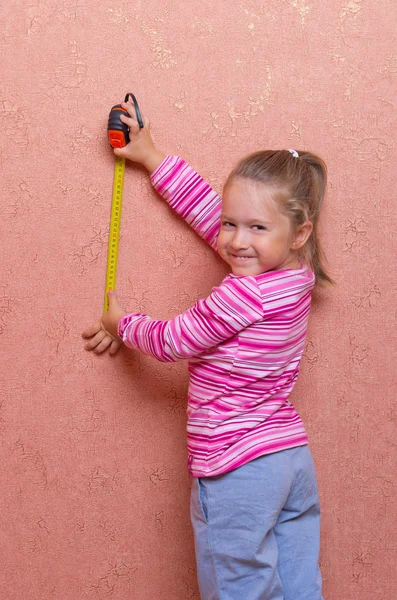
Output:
top-left (104, 156), bottom-right (125, 312)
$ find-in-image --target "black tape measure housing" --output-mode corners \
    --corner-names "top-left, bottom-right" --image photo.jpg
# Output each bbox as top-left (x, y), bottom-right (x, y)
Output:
top-left (107, 93), bottom-right (144, 148)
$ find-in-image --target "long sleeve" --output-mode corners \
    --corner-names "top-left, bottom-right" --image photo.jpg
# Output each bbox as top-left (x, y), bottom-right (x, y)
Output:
top-left (150, 156), bottom-right (222, 250)
top-left (117, 276), bottom-right (263, 362)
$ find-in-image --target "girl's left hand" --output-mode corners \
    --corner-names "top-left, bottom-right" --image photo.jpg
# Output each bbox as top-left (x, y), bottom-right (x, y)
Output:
top-left (82, 291), bottom-right (126, 355)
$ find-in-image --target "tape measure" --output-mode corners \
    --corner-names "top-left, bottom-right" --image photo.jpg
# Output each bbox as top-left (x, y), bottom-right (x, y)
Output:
top-left (103, 156), bottom-right (125, 311)
top-left (104, 93), bottom-right (144, 312)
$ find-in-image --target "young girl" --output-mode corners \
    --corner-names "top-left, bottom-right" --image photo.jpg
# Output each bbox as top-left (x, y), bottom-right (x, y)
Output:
top-left (82, 99), bottom-right (331, 599)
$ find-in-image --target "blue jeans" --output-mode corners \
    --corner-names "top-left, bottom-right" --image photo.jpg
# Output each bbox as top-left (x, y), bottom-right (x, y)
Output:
top-left (190, 446), bottom-right (323, 600)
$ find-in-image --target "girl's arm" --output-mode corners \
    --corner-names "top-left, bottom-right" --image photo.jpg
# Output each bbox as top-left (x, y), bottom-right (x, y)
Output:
top-left (114, 99), bottom-right (221, 251)
top-left (150, 156), bottom-right (221, 250)
top-left (82, 277), bottom-right (262, 358)
top-left (116, 276), bottom-right (263, 362)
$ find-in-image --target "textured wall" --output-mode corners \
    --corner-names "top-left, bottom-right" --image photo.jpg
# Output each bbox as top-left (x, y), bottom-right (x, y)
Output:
top-left (1, 1), bottom-right (396, 598)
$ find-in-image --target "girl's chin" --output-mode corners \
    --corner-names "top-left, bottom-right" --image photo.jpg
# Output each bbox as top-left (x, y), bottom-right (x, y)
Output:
top-left (230, 265), bottom-right (260, 276)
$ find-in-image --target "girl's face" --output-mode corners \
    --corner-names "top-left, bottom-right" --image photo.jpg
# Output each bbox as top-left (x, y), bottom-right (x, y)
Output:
top-left (218, 177), bottom-right (300, 277)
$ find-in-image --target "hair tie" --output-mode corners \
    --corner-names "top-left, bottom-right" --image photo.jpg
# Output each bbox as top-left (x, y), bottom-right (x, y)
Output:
top-left (287, 149), bottom-right (299, 158)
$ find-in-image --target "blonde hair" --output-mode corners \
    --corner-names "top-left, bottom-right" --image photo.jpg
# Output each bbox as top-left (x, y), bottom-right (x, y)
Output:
top-left (225, 150), bottom-right (333, 286)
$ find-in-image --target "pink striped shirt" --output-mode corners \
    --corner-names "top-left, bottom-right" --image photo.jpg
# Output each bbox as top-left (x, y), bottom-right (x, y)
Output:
top-left (118, 156), bottom-right (315, 478)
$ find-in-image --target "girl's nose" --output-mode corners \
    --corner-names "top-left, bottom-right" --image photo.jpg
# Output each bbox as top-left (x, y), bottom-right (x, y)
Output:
top-left (230, 229), bottom-right (249, 250)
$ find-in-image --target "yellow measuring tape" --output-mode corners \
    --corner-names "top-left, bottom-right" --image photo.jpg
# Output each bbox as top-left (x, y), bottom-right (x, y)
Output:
top-left (104, 156), bottom-right (125, 312)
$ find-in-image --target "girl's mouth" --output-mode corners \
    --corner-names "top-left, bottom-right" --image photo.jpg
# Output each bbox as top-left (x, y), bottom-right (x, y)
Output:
top-left (231, 254), bottom-right (255, 261)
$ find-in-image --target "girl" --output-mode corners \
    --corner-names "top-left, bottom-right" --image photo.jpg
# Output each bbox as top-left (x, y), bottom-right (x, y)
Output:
top-left (82, 99), bottom-right (331, 599)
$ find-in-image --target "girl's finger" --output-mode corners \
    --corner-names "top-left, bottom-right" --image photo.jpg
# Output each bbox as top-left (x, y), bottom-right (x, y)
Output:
top-left (84, 329), bottom-right (106, 350)
top-left (82, 320), bottom-right (102, 339)
top-left (109, 340), bottom-right (121, 355)
top-left (119, 113), bottom-right (140, 133)
top-left (92, 336), bottom-right (113, 354)
top-left (121, 100), bottom-right (139, 121)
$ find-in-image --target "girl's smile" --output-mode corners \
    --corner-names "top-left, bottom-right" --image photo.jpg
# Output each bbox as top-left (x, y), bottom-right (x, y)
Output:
top-left (231, 254), bottom-right (255, 260)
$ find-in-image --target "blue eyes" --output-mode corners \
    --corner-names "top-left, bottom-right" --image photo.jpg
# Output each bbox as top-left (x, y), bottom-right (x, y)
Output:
top-left (222, 221), bottom-right (266, 231)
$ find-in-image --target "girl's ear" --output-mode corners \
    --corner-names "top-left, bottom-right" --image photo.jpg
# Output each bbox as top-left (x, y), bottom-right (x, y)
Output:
top-left (291, 220), bottom-right (313, 250)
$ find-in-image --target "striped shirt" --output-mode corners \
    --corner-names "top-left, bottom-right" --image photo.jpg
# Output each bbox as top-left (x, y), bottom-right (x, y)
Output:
top-left (118, 156), bottom-right (315, 478)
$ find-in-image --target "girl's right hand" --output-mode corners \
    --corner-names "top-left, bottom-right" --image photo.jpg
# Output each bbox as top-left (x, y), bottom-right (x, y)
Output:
top-left (114, 98), bottom-right (166, 173)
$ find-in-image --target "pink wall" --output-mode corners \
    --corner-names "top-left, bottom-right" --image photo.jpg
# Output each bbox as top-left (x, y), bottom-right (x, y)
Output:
top-left (1, 1), bottom-right (396, 598)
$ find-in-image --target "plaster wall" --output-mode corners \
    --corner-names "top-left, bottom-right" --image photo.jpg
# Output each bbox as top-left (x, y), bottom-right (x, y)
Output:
top-left (1, 1), bottom-right (396, 598)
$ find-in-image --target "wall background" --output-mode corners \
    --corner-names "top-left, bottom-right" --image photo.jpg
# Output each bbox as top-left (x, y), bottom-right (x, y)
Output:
top-left (1, 1), bottom-right (396, 598)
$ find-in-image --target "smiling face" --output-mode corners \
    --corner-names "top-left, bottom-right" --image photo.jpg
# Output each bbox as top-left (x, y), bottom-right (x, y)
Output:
top-left (217, 177), bottom-right (302, 277)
